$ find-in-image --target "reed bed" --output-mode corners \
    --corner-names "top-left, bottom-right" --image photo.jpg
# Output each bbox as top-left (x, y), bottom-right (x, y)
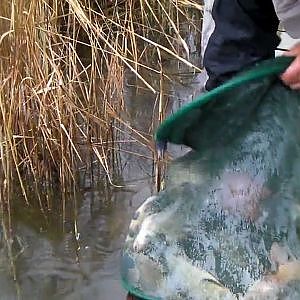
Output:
top-left (0, 0), bottom-right (202, 209)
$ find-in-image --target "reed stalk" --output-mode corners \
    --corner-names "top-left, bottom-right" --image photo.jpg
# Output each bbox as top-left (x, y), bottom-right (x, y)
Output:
top-left (0, 0), bottom-right (202, 207)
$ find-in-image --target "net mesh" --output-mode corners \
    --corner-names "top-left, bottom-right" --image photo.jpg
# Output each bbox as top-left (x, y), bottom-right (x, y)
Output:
top-left (121, 56), bottom-right (300, 299)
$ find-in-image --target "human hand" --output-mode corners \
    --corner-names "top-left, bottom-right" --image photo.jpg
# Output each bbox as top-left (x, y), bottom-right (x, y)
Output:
top-left (281, 43), bottom-right (300, 90)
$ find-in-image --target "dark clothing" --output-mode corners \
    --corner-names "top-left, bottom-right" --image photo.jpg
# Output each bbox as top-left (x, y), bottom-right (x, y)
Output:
top-left (204, 0), bottom-right (280, 90)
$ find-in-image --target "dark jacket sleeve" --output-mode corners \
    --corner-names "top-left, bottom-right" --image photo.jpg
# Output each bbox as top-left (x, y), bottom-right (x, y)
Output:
top-left (203, 0), bottom-right (280, 90)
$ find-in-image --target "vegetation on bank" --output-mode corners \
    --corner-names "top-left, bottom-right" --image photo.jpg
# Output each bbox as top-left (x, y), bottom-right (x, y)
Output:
top-left (0, 0), bottom-right (202, 208)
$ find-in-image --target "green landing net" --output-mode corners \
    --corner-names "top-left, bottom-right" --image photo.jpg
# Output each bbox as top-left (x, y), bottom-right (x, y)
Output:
top-left (121, 56), bottom-right (300, 300)
top-left (155, 56), bottom-right (294, 150)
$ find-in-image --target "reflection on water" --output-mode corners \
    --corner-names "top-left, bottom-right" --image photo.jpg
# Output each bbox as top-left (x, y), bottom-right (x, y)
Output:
top-left (0, 57), bottom-right (204, 300)
top-left (1, 179), bottom-right (152, 300)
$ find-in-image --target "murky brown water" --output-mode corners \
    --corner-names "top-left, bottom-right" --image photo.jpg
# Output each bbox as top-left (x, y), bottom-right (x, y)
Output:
top-left (4, 181), bottom-right (150, 300)
top-left (0, 55), bottom-right (204, 300)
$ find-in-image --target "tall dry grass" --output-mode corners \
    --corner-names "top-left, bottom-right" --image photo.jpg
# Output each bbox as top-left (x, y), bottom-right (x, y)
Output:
top-left (0, 0), bottom-right (202, 210)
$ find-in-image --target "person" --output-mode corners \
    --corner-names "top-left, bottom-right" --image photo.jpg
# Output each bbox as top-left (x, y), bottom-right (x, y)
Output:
top-left (201, 0), bottom-right (300, 91)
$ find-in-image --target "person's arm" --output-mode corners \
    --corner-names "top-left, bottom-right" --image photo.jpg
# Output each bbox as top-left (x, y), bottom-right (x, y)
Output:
top-left (281, 43), bottom-right (300, 90)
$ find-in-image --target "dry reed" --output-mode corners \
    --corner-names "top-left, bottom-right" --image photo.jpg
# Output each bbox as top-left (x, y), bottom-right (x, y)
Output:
top-left (0, 0), bottom-right (202, 208)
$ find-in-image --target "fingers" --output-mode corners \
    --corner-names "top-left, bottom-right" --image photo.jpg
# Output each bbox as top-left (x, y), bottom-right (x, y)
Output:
top-left (280, 43), bottom-right (300, 89)
top-left (290, 82), bottom-right (300, 90)
top-left (282, 43), bottom-right (300, 56)
top-left (280, 55), bottom-right (300, 87)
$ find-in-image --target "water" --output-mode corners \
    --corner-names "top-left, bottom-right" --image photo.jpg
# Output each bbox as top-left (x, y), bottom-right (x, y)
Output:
top-left (0, 55), bottom-right (204, 300)
top-left (0, 178), bottom-right (150, 300)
